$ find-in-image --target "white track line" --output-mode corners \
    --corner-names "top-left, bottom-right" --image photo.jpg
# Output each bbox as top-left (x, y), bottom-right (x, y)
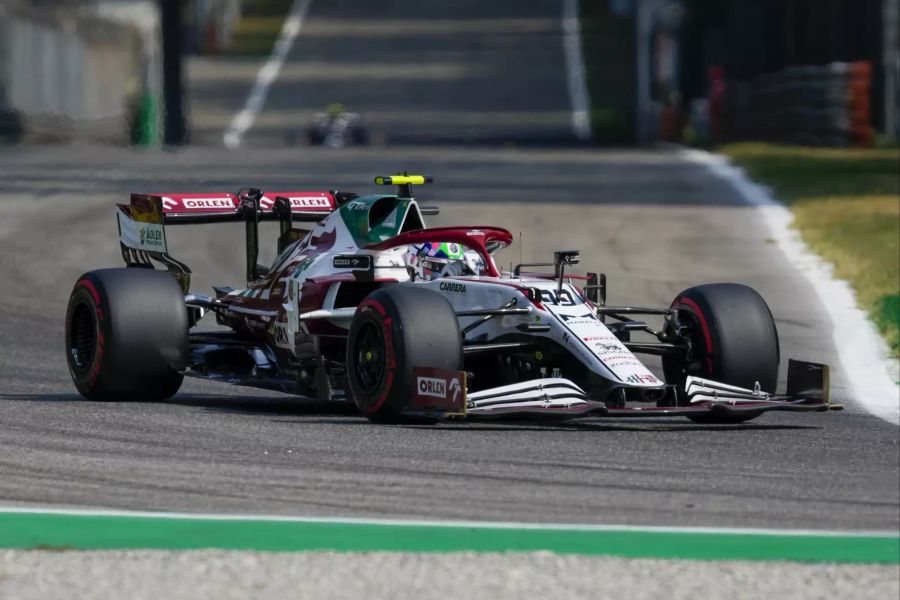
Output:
top-left (683, 148), bottom-right (900, 426)
top-left (561, 0), bottom-right (592, 141)
top-left (223, 0), bottom-right (314, 149)
top-left (2, 506), bottom-right (896, 537)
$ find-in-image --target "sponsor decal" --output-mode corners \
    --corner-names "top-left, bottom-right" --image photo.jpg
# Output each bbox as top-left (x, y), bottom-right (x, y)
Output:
top-left (273, 322), bottom-right (292, 348)
top-left (439, 281), bottom-right (466, 293)
top-left (289, 196), bottom-right (331, 209)
top-left (582, 335), bottom-right (617, 342)
top-left (626, 373), bottom-right (661, 385)
top-left (540, 290), bottom-right (576, 306)
top-left (410, 367), bottom-right (466, 413)
top-left (602, 354), bottom-right (640, 362)
top-left (605, 357), bottom-right (642, 368)
top-left (119, 196), bottom-right (167, 253)
top-left (332, 254), bottom-right (373, 270)
top-left (417, 377), bottom-right (446, 398)
top-left (161, 197), bottom-right (177, 210)
top-left (138, 225), bottom-right (164, 248)
top-left (466, 230), bottom-right (485, 236)
top-left (559, 313), bottom-right (598, 325)
top-left (182, 198), bottom-right (234, 210)
top-left (260, 196), bottom-right (333, 210)
top-left (292, 256), bottom-right (316, 278)
top-left (591, 342), bottom-right (622, 353)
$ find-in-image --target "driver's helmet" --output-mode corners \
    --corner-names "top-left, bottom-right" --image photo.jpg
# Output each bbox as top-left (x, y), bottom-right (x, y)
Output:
top-left (407, 242), bottom-right (484, 280)
top-left (326, 102), bottom-right (346, 118)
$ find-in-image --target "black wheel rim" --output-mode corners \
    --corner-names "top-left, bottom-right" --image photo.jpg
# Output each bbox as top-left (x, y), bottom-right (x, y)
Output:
top-left (353, 321), bottom-right (386, 394)
top-left (673, 308), bottom-right (709, 377)
top-left (69, 302), bottom-right (96, 373)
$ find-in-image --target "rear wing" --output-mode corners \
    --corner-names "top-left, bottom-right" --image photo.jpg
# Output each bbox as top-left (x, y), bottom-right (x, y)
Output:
top-left (153, 191), bottom-right (336, 224)
top-left (117, 188), bottom-right (341, 289)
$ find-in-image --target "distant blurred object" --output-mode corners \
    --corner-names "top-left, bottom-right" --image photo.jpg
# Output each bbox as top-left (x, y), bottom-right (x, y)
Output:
top-left (186, 0), bottom-right (242, 54)
top-left (683, 98), bottom-right (710, 146)
top-left (306, 104), bottom-right (369, 148)
top-left (707, 66), bottom-right (725, 143)
top-left (593, 0), bottom-right (897, 145)
top-left (0, 107), bottom-right (24, 144)
top-left (728, 61), bottom-right (876, 148)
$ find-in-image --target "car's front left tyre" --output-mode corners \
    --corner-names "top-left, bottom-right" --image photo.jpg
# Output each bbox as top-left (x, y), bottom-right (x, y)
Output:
top-left (346, 285), bottom-right (463, 424)
top-left (65, 268), bottom-right (188, 401)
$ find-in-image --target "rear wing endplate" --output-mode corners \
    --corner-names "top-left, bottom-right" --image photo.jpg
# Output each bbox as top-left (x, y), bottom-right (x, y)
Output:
top-left (117, 189), bottom-right (338, 289)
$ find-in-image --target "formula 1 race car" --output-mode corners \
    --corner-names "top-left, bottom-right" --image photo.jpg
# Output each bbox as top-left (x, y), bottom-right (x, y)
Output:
top-left (306, 103), bottom-right (368, 147)
top-left (64, 175), bottom-right (836, 424)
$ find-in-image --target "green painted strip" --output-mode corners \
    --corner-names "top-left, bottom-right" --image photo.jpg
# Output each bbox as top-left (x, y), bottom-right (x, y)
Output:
top-left (0, 513), bottom-right (897, 563)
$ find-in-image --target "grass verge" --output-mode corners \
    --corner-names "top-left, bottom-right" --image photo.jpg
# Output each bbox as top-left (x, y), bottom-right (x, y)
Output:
top-left (721, 143), bottom-right (900, 356)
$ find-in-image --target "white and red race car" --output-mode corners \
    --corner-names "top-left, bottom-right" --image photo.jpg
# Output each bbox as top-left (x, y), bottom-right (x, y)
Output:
top-left (65, 175), bottom-right (835, 424)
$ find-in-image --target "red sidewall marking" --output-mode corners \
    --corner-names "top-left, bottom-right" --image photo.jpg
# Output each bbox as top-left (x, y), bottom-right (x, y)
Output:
top-left (359, 299), bottom-right (386, 316)
top-left (357, 299), bottom-right (395, 414)
top-left (370, 371), bottom-right (394, 413)
top-left (89, 331), bottom-right (106, 385)
top-left (678, 297), bottom-right (713, 354)
top-left (77, 279), bottom-right (101, 306)
top-left (381, 317), bottom-right (395, 369)
top-left (75, 278), bottom-right (106, 383)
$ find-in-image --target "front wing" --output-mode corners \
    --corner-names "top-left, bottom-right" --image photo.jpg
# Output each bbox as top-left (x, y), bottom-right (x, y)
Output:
top-left (414, 360), bottom-right (835, 421)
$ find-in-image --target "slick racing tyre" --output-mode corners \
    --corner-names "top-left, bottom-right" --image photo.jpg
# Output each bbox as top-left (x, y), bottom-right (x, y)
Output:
top-left (346, 286), bottom-right (463, 424)
top-left (663, 283), bottom-right (779, 424)
top-left (65, 268), bottom-right (188, 401)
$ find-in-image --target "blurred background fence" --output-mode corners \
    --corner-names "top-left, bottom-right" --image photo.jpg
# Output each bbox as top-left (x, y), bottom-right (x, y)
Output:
top-left (728, 61), bottom-right (875, 147)
top-left (0, 4), bottom-right (142, 143)
top-left (583, 0), bottom-right (899, 147)
top-left (0, 0), bottom-right (241, 144)
top-left (1, 0), bottom-right (897, 148)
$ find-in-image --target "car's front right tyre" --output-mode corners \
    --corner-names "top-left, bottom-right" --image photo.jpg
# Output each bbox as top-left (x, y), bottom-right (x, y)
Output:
top-left (663, 283), bottom-right (780, 424)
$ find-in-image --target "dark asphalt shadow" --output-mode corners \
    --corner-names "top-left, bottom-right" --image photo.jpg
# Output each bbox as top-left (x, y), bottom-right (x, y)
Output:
top-left (169, 393), bottom-right (363, 419)
top-left (0, 393), bottom-right (820, 432)
top-left (0, 393), bottom-right (84, 403)
top-left (0, 392), bottom-right (361, 418)
top-left (410, 419), bottom-right (819, 433)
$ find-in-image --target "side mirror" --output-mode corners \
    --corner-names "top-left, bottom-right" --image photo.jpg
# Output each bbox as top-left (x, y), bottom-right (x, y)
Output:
top-left (554, 249), bottom-right (581, 268)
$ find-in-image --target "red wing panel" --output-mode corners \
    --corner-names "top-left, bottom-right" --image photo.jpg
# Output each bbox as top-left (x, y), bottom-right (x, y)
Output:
top-left (136, 192), bottom-right (336, 218)
top-left (138, 193), bottom-right (240, 216)
top-left (260, 192), bottom-right (335, 212)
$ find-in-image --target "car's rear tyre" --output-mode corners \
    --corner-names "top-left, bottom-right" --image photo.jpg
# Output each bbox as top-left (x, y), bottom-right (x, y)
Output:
top-left (663, 283), bottom-right (779, 424)
top-left (65, 268), bottom-right (188, 401)
top-left (346, 286), bottom-right (463, 424)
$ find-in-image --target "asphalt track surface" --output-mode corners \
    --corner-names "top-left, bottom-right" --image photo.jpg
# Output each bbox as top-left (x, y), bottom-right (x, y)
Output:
top-left (0, 144), bottom-right (897, 532)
